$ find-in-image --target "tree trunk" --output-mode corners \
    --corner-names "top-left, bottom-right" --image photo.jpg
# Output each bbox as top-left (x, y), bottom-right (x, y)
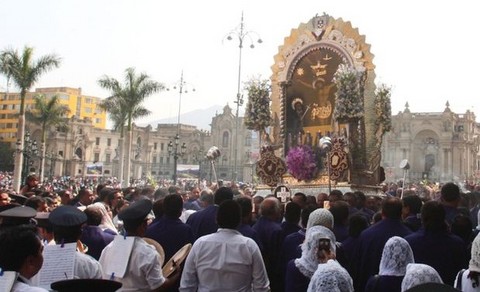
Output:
top-left (13, 114), bottom-right (25, 192)
top-left (117, 136), bottom-right (125, 188)
top-left (39, 141), bottom-right (46, 184)
top-left (124, 130), bottom-right (133, 187)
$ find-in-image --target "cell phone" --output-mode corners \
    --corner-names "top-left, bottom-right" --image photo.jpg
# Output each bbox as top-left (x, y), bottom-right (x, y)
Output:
top-left (323, 200), bottom-right (330, 209)
top-left (318, 238), bottom-right (331, 251)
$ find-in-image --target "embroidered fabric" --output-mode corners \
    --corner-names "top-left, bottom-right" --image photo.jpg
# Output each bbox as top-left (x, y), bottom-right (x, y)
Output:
top-left (469, 232), bottom-right (480, 273)
top-left (401, 263), bottom-right (443, 291)
top-left (306, 208), bottom-right (334, 229)
top-left (307, 259), bottom-right (354, 292)
top-left (294, 226), bottom-right (336, 278)
top-left (379, 236), bottom-right (414, 276)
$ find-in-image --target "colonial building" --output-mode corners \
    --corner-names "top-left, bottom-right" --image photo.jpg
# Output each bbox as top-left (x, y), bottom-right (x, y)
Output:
top-left (381, 102), bottom-right (480, 183)
top-left (0, 87), bottom-right (106, 143)
top-left (23, 102), bottom-right (256, 183)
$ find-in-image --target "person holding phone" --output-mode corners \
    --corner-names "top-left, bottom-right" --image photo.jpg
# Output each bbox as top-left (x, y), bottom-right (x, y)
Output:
top-left (285, 225), bottom-right (336, 292)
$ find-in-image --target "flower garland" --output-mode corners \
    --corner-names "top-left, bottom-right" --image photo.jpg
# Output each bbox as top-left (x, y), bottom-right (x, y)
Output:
top-left (333, 64), bottom-right (365, 122)
top-left (244, 78), bottom-right (272, 132)
top-left (374, 84), bottom-right (392, 132)
top-left (286, 145), bottom-right (318, 181)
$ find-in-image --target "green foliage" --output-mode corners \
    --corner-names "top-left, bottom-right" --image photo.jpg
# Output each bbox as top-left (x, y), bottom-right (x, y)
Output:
top-left (244, 78), bottom-right (272, 132)
top-left (333, 64), bottom-right (365, 122)
top-left (98, 67), bottom-right (165, 132)
top-left (26, 94), bottom-right (70, 142)
top-left (374, 84), bottom-right (392, 132)
top-left (0, 46), bottom-right (60, 114)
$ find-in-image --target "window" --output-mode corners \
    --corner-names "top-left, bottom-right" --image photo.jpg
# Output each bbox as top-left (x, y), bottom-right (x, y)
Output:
top-left (95, 137), bottom-right (100, 146)
top-left (107, 138), bottom-right (111, 147)
top-left (153, 156), bottom-right (157, 164)
top-left (160, 157), bottom-right (164, 164)
top-left (222, 131), bottom-right (229, 147)
top-left (95, 118), bottom-right (101, 124)
top-left (94, 152), bottom-right (100, 162)
top-left (85, 98), bottom-right (92, 104)
top-left (85, 107), bottom-right (92, 113)
top-left (161, 143), bottom-right (164, 151)
top-left (154, 142), bottom-right (157, 150)
top-left (106, 154), bottom-right (111, 163)
top-left (166, 157), bottom-right (170, 164)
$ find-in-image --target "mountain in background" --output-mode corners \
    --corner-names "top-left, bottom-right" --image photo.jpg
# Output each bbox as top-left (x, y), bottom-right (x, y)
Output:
top-left (139, 105), bottom-right (231, 131)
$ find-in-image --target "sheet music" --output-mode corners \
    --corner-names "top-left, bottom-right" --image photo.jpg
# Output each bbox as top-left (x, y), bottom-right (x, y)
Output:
top-left (0, 271), bottom-right (17, 291)
top-left (103, 236), bottom-right (135, 278)
top-left (32, 242), bottom-right (76, 289)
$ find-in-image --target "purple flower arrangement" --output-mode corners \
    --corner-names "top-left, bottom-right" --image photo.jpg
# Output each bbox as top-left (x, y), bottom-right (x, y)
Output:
top-left (286, 145), bottom-right (318, 181)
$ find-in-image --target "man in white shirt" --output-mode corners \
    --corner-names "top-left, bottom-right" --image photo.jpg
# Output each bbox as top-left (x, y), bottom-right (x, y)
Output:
top-left (180, 200), bottom-right (270, 292)
top-left (99, 199), bottom-right (180, 292)
top-left (48, 205), bottom-right (103, 279)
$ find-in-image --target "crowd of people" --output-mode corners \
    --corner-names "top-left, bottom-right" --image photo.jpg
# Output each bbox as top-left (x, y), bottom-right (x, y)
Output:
top-left (1, 173), bottom-right (480, 291)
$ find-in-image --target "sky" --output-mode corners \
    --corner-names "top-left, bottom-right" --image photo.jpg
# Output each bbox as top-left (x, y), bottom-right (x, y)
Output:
top-left (1, 0), bottom-right (479, 128)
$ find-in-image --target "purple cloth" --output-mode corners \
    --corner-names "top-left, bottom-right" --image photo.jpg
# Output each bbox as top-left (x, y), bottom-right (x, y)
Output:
top-left (351, 218), bottom-right (412, 292)
top-left (364, 275), bottom-right (403, 292)
top-left (186, 205), bottom-right (218, 241)
top-left (404, 228), bottom-right (468, 285)
top-left (284, 258), bottom-right (311, 292)
top-left (80, 225), bottom-right (115, 260)
top-left (145, 216), bottom-right (194, 261)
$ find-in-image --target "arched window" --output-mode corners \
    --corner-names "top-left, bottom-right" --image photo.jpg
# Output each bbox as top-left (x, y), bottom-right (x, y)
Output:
top-left (222, 131), bottom-right (229, 147)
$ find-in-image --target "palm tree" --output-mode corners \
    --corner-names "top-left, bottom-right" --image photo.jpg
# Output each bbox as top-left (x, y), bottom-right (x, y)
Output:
top-left (26, 94), bottom-right (69, 182)
top-left (98, 67), bottom-right (164, 186)
top-left (98, 95), bottom-right (128, 187)
top-left (0, 47), bottom-right (61, 191)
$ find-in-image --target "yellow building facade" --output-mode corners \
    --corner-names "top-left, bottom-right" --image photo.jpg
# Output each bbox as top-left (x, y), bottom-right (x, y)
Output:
top-left (0, 87), bottom-right (106, 143)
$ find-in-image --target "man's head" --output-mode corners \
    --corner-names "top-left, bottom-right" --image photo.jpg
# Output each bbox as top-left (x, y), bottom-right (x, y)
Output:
top-left (58, 190), bottom-right (73, 206)
top-left (421, 200), bottom-right (447, 232)
top-left (217, 200), bottom-right (241, 229)
top-left (260, 197), bottom-right (281, 221)
top-left (0, 224), bottom-right (44, 279)
top-left (284, 201), bottom-right (302, 224)
top-left (292, 192), bottom-right (307, 209)
top-left (402, 195), bottom-right (423, 219)
top-left (190, 187), bottom-right (201, 200)
top-left (214, 187), bottom-right (234, 205)
top-left (381, 197), bottom-right (403, 220)
top-left (199, 190), bottom-right (214, 208)
top-left (235, 196), bottom-right (253, 221)
top-left (328, 189), bottom-right (343, 202)
top-left (163, 194), bottom-right (183, 219)
top-left (77, 188), bottom-right (95, 206)
top-left (49, 205), bottom-right (87, 243)
top-left (119, 199), bottom-right (152, 236)
top-left (440, 182), bottom-right (461, 206)
top-left (25, 174), bottom-right (39, 188)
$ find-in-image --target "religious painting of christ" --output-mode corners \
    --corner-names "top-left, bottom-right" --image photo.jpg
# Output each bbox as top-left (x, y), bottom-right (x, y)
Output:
top-left (285, 46), bottom-right (345, 142)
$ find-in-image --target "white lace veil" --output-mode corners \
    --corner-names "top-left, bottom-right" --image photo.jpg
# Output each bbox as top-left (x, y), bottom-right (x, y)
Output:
top-left (307, 259), bottom-right (354, 292)
top-left (469, 232), bottom-right (480, 272)
top-left (379, 236), bottom-right (414, 276)
top-left (294, 225), bottom-right (336, 278)
top-left (401, 263), bottom-right (443, 291)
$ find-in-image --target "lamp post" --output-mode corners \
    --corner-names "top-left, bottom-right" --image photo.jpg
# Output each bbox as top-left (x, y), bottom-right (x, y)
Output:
top-left (167, 71), bottom-right (194, 185)
top-left (168, 134), bottom-right (187, 185)
top-left (320, 136), bottom-right (333, 194)
top-left (16, 131), bottom-right (39, 185)
top-left (225, 11), bottom-right (262, 183)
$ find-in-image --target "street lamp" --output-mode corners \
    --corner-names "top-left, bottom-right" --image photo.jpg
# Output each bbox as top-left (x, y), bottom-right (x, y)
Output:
top-left (166, 71), bottom-right (194, 185)
top-left (320, 136), bottom-right (333, 194)
top-left (16, 131), bottom-right (39, 185)
top-left (168, 134), bottom-right (187, 185)
top-left (225, 11), bottom-right (262, 183)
